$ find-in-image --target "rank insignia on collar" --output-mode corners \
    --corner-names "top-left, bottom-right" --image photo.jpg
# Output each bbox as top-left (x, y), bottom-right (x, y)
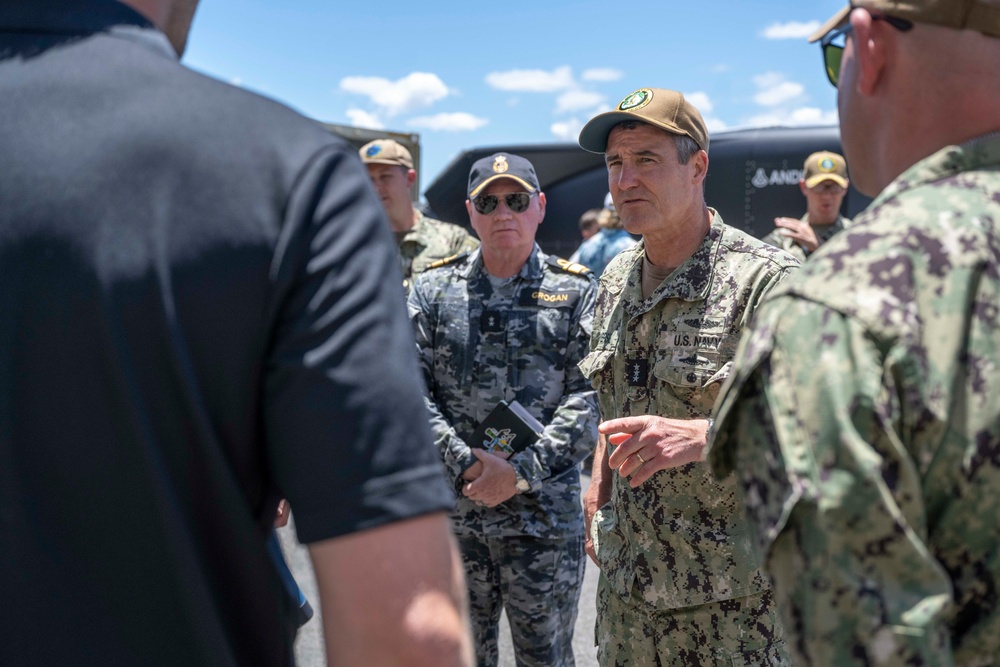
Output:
top-left (492, 155), bottom-right (509, 174)
top-left (625, 357), bottom-right (648, 387)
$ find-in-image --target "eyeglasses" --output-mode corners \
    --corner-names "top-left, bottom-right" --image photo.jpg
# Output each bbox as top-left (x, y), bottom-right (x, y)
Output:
top-left (472, 192), bottom-right (535, 215)
top-left (820, 13), bottom-right (913, 88)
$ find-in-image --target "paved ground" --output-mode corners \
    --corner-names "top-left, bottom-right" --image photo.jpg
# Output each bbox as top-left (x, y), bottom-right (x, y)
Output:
top-left (278, 474), bottom-right (600, 667)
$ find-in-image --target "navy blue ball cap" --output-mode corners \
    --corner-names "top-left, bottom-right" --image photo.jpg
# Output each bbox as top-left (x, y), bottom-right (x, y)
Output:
top-left (468, 153), bottom-right (540, 198)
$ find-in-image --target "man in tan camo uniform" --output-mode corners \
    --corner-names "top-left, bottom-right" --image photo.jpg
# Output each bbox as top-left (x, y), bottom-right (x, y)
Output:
top-left (360, 138), bottom-right (478, 289)
top-left (577, 87), bottom-right (799, 666)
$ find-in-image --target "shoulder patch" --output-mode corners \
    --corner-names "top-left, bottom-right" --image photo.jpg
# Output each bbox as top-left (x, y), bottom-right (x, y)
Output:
top-left (427, 251), bottom-right (471, 270)
top-left (546, 256), bottom-right (592, 276)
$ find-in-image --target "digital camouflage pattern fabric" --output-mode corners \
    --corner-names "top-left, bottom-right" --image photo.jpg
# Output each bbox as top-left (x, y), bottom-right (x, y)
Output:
top-left (408, 244), bottom-right (598, 666)
top-left (709, 135), bottom-right (1000, 666)
top-left (408, 245), bottom-right (598, 538)
top-left (761, 213), bottom-right (852, 263)
top-left (400, 212), bottom-right (479, 288)
top-left (459, 534), bottom-right (584, 666)
top-left (579, 212), bottom-right (798, 664)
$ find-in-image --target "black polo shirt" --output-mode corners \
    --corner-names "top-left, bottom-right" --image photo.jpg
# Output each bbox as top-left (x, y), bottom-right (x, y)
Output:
top-left (0, 2), bottom-right (452, 664)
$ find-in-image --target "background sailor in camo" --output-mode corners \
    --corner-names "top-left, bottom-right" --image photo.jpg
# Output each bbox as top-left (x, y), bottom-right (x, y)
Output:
top-left (708, 1), bottom-right (1000, 665)
top-left (760, 150), bottom-right (853, 263)
top-left (359, 138), bottom-right (479, 289)
top-left (407, 151), bottom-right (598, 667)
top-left (577, 87), bottom-right (799, 666)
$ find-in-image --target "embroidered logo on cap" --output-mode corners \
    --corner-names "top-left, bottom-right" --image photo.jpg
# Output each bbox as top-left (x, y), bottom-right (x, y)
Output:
top-left (492, 155), bottom-right (509, 174)
top-left (366, 145), bottom-right (382, 157)
top-left (619, 88), bottom-right (653, 112)
top-left (819, 157), bottom-right (837, 172)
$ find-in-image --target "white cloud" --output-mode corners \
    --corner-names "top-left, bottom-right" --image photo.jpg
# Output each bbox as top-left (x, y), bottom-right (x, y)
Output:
top-left (744, 106), bottom-right (838, 127)
top-left (684, 91), bottom-right (714, 114)
top-left (753, 72), bottom-right (805, 107)
top-left (555, 90), bottom-right (606, 115)
top-left (703, 116), bottom-right (729, 133)
top-left (761, 20), bottom-right (821, 39)
top-left (345, 108), bottom-right (384, 130)
top-left (407, 112), bottom-right (489, 132)
top-left (551, 118), bottom-right (585, 141)
top-left (230, 77), bottom-right (244, 87)
top-left (485, 66), bottom-right (575, 92)
top-left (582, 68), bottom-right (624, 82)
top-left (339, 72), bottom-right (449, 117)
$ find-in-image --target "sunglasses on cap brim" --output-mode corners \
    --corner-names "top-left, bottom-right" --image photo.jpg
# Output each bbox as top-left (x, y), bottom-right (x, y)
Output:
top-left (472, 192), bottom-right (535, 215)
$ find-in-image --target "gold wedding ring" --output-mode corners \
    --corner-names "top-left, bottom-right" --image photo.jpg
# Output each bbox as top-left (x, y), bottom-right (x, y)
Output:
top-left (636, 452), bottom-right (646, 465)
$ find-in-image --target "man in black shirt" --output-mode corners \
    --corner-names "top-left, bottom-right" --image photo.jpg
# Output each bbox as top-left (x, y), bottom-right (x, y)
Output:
top-left (0, 1), bottom-right (472, 665)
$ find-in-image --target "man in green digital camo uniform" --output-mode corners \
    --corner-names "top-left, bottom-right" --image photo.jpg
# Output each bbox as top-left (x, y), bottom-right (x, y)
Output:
top-left (407, 152), bottom-right (599, 666)
top-left (576, 88), bottom-right (799, 666)
top-left (761, 150), bottom-right (853, 263)
top-left (360, 138), bottom-right (479, 288)
top-left (708, 2), bottom-right (1000, 665)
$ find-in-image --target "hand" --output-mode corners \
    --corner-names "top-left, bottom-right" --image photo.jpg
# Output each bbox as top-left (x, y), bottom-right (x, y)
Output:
top-left (583, 435), bottom-right (611, 567)
top-left (774, 217), bottom-right (820, 252)
top-left (462, 449), bottom-right (518, 508)
top-left (582, 479), bottom-right (603, 566)
top-left (600, 416), bottom-right (709, 488)
top-left (274, 499), bottom-right (290, 528)
top-left (460, 449), bottom-right (510, 482)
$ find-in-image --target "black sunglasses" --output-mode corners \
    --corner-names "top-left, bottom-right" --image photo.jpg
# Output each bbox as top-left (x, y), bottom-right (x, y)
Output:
top-left (820, 13), bottom-right (913, 87)
top-left (472, 192), bottom-right (535, 215)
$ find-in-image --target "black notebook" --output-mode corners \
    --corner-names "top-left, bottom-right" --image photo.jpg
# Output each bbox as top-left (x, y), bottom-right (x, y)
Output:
top-left (466, 400), bottom-right (545, 456)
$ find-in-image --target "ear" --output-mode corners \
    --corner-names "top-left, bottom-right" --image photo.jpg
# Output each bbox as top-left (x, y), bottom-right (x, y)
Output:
top-left (536, 192), bottom-right (547, 224)
top-left (465, 199), bottom-right (474, 218)
top-left (691, 150), bottom-right (709, 185)
top-left (406, 169), bottom-right (417, 187)
top-left (798, 180), bottom-right (809, 196)
top-left (851, 9), bottom-right (888, 96)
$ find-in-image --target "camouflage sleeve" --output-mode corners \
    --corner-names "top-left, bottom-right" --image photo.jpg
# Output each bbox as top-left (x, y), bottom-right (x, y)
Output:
top-left (709, 297), bottom-right (954, 666)
top-left (759, 229), bottom-right (782, 250)
top-left (406, 279), bottom-right (475, 486)
top-left (452, 227), bottom-right (480, 256)
top-left (509, 277), bottom-right (599, 491)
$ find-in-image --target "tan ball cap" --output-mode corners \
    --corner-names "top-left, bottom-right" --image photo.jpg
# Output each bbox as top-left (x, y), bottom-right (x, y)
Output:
top-left (803, 151), bottom-right (849, 188)
top-left (810, 0), bottom-right (1000, 42)
top-left (359, 139), bottom-right (413, 170)
top-left (578, 87), bottom-right (709, 154)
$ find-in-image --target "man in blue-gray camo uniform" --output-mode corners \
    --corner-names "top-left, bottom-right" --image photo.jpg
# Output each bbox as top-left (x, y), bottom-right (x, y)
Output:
top-left (577, 88), bottom-right (799, 666)
top-left (408, 152), bottom-right (599, 667)
top-left (709, 2), bottom-right (1000, 665)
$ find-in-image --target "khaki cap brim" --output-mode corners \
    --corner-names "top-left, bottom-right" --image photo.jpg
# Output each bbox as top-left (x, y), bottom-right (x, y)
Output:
top-left (578, 111), bottom-right (705, 154)
top-left (805, 173), bottom-right (849, 189)
top-left (468, 175), bottom-right (536, 198)
top-left (809, 5), bottom-right (850, 42)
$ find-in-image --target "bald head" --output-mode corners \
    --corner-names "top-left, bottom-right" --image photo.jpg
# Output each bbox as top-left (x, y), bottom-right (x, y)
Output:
top-left (838, 9), bottom-right (1000, 195)
top-left (119, 0), bottom-right (200, 55)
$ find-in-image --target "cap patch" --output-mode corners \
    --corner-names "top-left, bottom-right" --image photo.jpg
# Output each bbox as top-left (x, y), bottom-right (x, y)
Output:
top-left (819, 158), bottom-right (836, 172)
top-left (619, 88), bottom-right (653, 112)
top-left (366, 145), bottom-right (382, 157)
top-left (493, 155), bottom-right (509, 174)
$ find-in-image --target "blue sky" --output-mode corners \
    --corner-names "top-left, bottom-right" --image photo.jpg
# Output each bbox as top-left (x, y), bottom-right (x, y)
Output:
top-left (184, 0), bottom-right (846, 201)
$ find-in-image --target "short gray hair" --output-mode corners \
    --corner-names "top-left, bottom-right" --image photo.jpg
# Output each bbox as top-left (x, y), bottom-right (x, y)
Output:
top-left (608, 120), bottom-right (701, 164)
